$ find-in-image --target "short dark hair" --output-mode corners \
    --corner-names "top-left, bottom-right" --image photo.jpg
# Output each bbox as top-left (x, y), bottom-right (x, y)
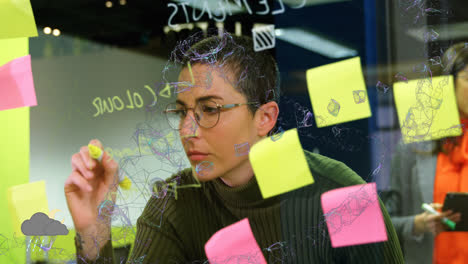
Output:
top-left (170, 31), bottom-right (280, 115)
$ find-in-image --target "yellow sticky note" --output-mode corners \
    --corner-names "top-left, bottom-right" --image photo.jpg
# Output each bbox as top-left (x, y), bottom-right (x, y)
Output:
top-left (0, 37), bottom-right (29, 65)
top-left (249, 128), bottom-right (314, 199)
top-left (394, 76), bottom-right (461, 143)
top-left (306, 57), bottom-right (371, 127)
top-left (0, 34), bottom-right (29, 264)
top-left (7, 181), bottom-right (49, 236)
top-left (0, 0), bottom-right (37, 39)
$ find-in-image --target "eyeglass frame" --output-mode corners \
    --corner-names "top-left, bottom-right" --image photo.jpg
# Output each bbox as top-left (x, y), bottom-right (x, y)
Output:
top-left (163, 100), bottom-right (260, 129)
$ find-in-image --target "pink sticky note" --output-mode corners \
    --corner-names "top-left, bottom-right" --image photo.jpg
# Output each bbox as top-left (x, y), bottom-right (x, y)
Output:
top-left (321, 182), bottom-right (387, 248)
top-left (0, 55), bottom-right (37, 111)
top-left (205, 218), bottom-right (267, 264)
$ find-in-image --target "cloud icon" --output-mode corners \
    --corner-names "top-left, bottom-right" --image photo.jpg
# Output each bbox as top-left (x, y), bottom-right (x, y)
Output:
top-left (21, 212), bottom-right (69, 236)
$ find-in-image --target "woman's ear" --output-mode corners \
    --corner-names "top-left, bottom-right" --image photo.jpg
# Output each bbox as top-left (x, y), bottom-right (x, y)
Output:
top-left (255, 101), bottom-right (279, 137)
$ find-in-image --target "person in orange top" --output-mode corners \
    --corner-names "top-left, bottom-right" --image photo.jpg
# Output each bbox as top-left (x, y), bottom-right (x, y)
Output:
top-left (432, 43), bottom-right (468, 263)
top-left (389, 42), bottom-right (468, 264)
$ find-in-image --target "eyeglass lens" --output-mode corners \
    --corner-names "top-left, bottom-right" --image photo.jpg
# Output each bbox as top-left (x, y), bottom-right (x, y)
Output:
top-left (165, 100), bottom-right (220, 130)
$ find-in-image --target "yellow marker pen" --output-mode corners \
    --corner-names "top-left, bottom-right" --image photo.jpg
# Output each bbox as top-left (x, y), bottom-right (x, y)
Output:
top-left (88, 144), bottom-right (131, 190)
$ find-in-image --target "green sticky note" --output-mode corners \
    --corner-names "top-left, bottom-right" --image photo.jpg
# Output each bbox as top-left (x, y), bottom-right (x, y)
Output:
top-left (165, 131), bottom-right (176, 146)
top-left (0, 0), bottom-right (37, 39)
top-left (306, 57), bottom-right (371, 127)
top-left (0, 37), bottom-right (28, 65)
top-left (249, 128), bottom-right (314, 199)
top-left (155, 131), bottom-right (176, 147)
top-left (394, 76), bottom-right (461, 144)
top-left (7, 181), bottom-right (49, 237)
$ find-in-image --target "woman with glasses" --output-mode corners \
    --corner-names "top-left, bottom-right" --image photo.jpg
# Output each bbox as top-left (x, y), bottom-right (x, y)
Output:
top-left (65, 33), bottom-right (403, 263)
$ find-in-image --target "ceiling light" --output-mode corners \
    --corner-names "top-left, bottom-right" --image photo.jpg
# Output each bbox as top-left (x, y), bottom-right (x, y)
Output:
top-left (105, 1), bottom-right (113, 8)
top-left (119, 0), bottom-right (126, 5)
top-left (43, 27), bottom-right (51, 34)
top-left (52, 29), bottom-right (61, 36)
top-left (235, 22), bottom-right (242, 36)
top-left (407, 22), bottom-right (468, 42)
top-left (275, 28), bottom-right (357, 59)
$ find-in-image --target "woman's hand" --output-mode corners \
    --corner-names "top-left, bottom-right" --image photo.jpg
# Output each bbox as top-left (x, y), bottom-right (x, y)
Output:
top-left (413, 203), bottom-right (461, 236)
top-left (64, 139), bottom-right (119, 233)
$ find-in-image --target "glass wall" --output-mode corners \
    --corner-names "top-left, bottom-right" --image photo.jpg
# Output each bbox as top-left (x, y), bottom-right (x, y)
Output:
top-left (1, 0), bottom-right (467, 263)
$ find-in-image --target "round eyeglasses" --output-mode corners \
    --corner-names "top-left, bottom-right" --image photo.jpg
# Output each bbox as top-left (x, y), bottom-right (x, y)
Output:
top-left (163, 100), bottom-right (258, 130)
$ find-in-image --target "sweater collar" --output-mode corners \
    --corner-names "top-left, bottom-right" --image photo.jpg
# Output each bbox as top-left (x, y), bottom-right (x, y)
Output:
top-left (211, 175), bottom-right (278, 207)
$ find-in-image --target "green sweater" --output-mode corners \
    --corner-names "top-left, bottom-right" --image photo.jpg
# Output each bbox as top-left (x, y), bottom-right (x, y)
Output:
top-left (76, 151), bottom-right (404, 263)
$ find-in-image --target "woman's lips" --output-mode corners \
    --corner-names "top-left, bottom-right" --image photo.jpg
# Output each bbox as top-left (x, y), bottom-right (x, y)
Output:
top-left (188, 153), bottom-right (208, 161)
top-left (189, 154), bottom-right (208, 161)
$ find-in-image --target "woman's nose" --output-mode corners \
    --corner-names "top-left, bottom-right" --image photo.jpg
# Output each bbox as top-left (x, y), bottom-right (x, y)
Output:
top-left (180, 111), bottom-right (199, 138)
